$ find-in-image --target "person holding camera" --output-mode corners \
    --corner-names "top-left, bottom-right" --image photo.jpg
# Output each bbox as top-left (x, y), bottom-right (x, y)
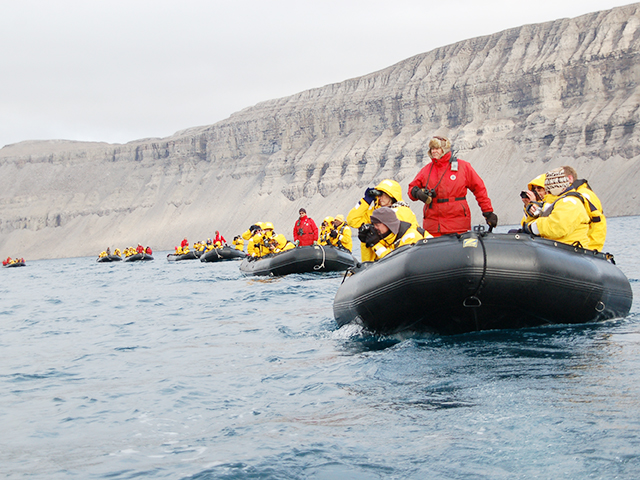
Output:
top-left (408, 136), bottom-right (497, 236)
top-left (358, 207), bottom-right (424, 261)
top-left (347, 178), bottom-right (422, 262)
top-left (327, 215), bottom-right (352, 252)
top-left (522, 166), bottom-right (606, 251)
top-left (293, 208), bottom-right (318, 247)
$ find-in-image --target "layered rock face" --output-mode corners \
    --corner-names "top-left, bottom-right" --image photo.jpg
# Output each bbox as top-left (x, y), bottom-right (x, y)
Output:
top-left (2, 3), bottom-right (639, 259)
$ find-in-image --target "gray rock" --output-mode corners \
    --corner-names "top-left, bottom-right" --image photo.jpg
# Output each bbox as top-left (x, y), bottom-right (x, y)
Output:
top-left (1, 3), bottom-right (639, 259)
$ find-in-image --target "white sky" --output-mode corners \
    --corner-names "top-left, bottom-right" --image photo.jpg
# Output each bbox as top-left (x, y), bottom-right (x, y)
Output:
top-left (0, 0), bottom-right (634, 148)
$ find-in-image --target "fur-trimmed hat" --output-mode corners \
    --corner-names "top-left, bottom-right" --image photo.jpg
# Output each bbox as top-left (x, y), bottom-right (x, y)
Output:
top-left (428, 136), bottom-right (451, 159)
top-left (545, 167), bottom-right (571, 196)
top-left (370, 207), bottom-right (401, 234)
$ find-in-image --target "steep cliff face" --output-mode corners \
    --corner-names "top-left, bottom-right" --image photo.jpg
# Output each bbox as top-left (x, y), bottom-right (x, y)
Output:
top-left (2, 3), bottom-right (639, 259)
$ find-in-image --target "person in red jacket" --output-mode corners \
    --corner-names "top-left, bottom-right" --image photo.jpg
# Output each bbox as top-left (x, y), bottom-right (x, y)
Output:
top-left (145, 246), bottom-right (153, 255)
top-left (293, 208), bottom-right (319, 246)
top-left (136, 244), bottom-right (144, 254)
top-left (213, 231), bottom-right (226, 245)
top-left (408, 136), bottom-right (497, 236)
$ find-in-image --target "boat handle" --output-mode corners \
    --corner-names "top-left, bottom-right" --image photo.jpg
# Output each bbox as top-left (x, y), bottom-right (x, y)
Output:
top-left (463, 296), bottom-right (482, 308)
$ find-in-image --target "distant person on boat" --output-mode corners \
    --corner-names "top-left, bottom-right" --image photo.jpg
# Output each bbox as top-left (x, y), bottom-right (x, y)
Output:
top-left (181, 238), bottom-right (189, 248)
top-left (408, 135), bottom-right (497, 236)
top-left (136, 244), bottom-right (144, 254)
top-left (348, 179), bottom-right (422, 262)
top-left (98, 251), bottom-right (108, 259)
top-left (247, 224), bottom-right (265, 257)
top-left (106, 247), bottom-right (111, 255)
top-left (522, 166), bottom-right (606, 251)
top-left (359, 207), bottom-right (424, 260)
top-left (213, 231), bottom-right (226, 246)
top-left (293, 208), bottom-right (319, 247)
top-left (242, 223), bottom-right (263, 242)
top-left (233, 236), bottom-right (245, 251)
top-left (328, 215), bottom-right (353, 252)
top-left (145, 246), bottom-right (153, 255)
top-left (261, 222), bottom-right (295, 255)
top-left (319, 216), bottom-right (334, 246)
top-left (114, 248), bottom-right (121, 256)
top-left (3, 257), bottom-right (12, 266)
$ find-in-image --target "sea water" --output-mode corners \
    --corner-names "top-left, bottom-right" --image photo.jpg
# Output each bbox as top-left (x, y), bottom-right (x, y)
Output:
top-left (1, 217), bottom-right (639, 479)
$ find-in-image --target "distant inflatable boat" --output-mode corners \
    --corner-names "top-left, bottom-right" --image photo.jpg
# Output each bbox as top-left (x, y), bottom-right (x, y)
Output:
top-left (167, 251), bottom-right (198, 262)
top-left (200, 246), bottom-right (247, 262)
top-left (97, 255), bottom-right (122, 263)
top-left (3, 261), bottom-right (26, 268)
top-left (333, 230), bottom-right (633, 335)
top-left (240, 245), bottom-right (356, 276)
top-left (123, 253), bottom-right (154, 262)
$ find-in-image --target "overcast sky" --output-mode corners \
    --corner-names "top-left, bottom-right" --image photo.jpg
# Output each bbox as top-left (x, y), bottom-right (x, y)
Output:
top-left (0, 0), bottom-right (634, 148)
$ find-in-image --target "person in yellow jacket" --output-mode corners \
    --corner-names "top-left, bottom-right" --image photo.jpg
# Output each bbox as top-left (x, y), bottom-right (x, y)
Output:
top-left (365, 207), bottom-right (424, 260)
top-left (262, 222), bottom-right (295, 254)
top-left (522, 167), bottom-right (599, 249)
top-left (561, 166), bottom-right (606, 251)
top-left (520, 173), bottom-right (558, 228)
top-left (328, 215), bottom-right (352, 252)
top-left (347, 179), bottom-right (423, 262)
top-left (233, 236), bottom-right (245, 251)
top-left (247, 227), bottom-right (265, 257)
top-left (319, 216), bottom-right (334, 246)
top-left (114, 248), bottom-right (121, 257)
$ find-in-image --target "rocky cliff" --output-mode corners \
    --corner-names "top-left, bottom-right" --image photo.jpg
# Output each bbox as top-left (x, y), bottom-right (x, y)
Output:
top-left (2, 3), bottom-right (639, 259)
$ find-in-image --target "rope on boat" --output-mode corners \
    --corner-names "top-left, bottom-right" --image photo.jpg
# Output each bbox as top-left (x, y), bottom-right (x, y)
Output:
top-left (313, 245), bottom-right (327, 270)
top-left (464, 229), bottom-right (490, 331)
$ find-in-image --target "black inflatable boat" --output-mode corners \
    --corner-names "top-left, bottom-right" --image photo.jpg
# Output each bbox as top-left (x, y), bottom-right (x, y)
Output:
top-left (3, 261), bottom-right (26, 268)
top-left (124, 253), bottom-right (154, 262)
top-left (333, 230), bottom-right (633, 335)
top-left (167, 251), bottom-right (199, 261)
top-left (240, 245), bottom-right (356, 276)
top-left (97, 255), bottom-right (122, 263)
top-left (200, 246), bottom-right (247, 262)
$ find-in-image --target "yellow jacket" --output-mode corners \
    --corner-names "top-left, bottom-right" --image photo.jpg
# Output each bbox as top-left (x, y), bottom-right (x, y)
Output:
top-left (328, 222), bottom-right (353, 252)
top-left (319, 217), bottom-right (334, 246)
top-left (575, 181), bottom-right (607, 251)
top-left (233, 238), bottom-right (244, 251)
top-left (526, 193), bottom-right (591, 248)
top-left (370, 222), bottom-right (424, 260)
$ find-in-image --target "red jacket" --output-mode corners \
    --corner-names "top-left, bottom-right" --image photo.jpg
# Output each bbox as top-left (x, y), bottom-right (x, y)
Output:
top-left (293, 216), bottom-right (319, 246)
top-left (214, 233), bottom-right (226, 244)
top-left (408, 152), bottom-right (493, 235)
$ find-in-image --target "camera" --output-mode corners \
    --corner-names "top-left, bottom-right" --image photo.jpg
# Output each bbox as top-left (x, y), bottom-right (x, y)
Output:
top-left (369, 189), bottom-right (382, 197)
top-left (520, 191), bottom-right (530, 199)
top-left (358, 223), bottom-right (382, 247)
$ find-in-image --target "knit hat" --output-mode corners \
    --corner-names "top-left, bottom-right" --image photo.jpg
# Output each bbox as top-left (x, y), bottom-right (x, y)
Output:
top-left (370, 207), bottom-right (401, 234)
top-left (334, 214), bottom-right (344, 223)
top-left (428, 136), bottom-right (451, 159)
top-left (545, 167), bottom-right (571, 195)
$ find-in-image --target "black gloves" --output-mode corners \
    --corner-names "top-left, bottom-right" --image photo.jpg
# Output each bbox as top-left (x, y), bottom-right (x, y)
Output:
top-left (363, 187), bottom-right (382, 205)
top-left (483, 211), bottom-right (498, 229)
top-left (411, 186), bottom-right (431, 203)
top-left (329, 230), bottom-right (338, 239)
